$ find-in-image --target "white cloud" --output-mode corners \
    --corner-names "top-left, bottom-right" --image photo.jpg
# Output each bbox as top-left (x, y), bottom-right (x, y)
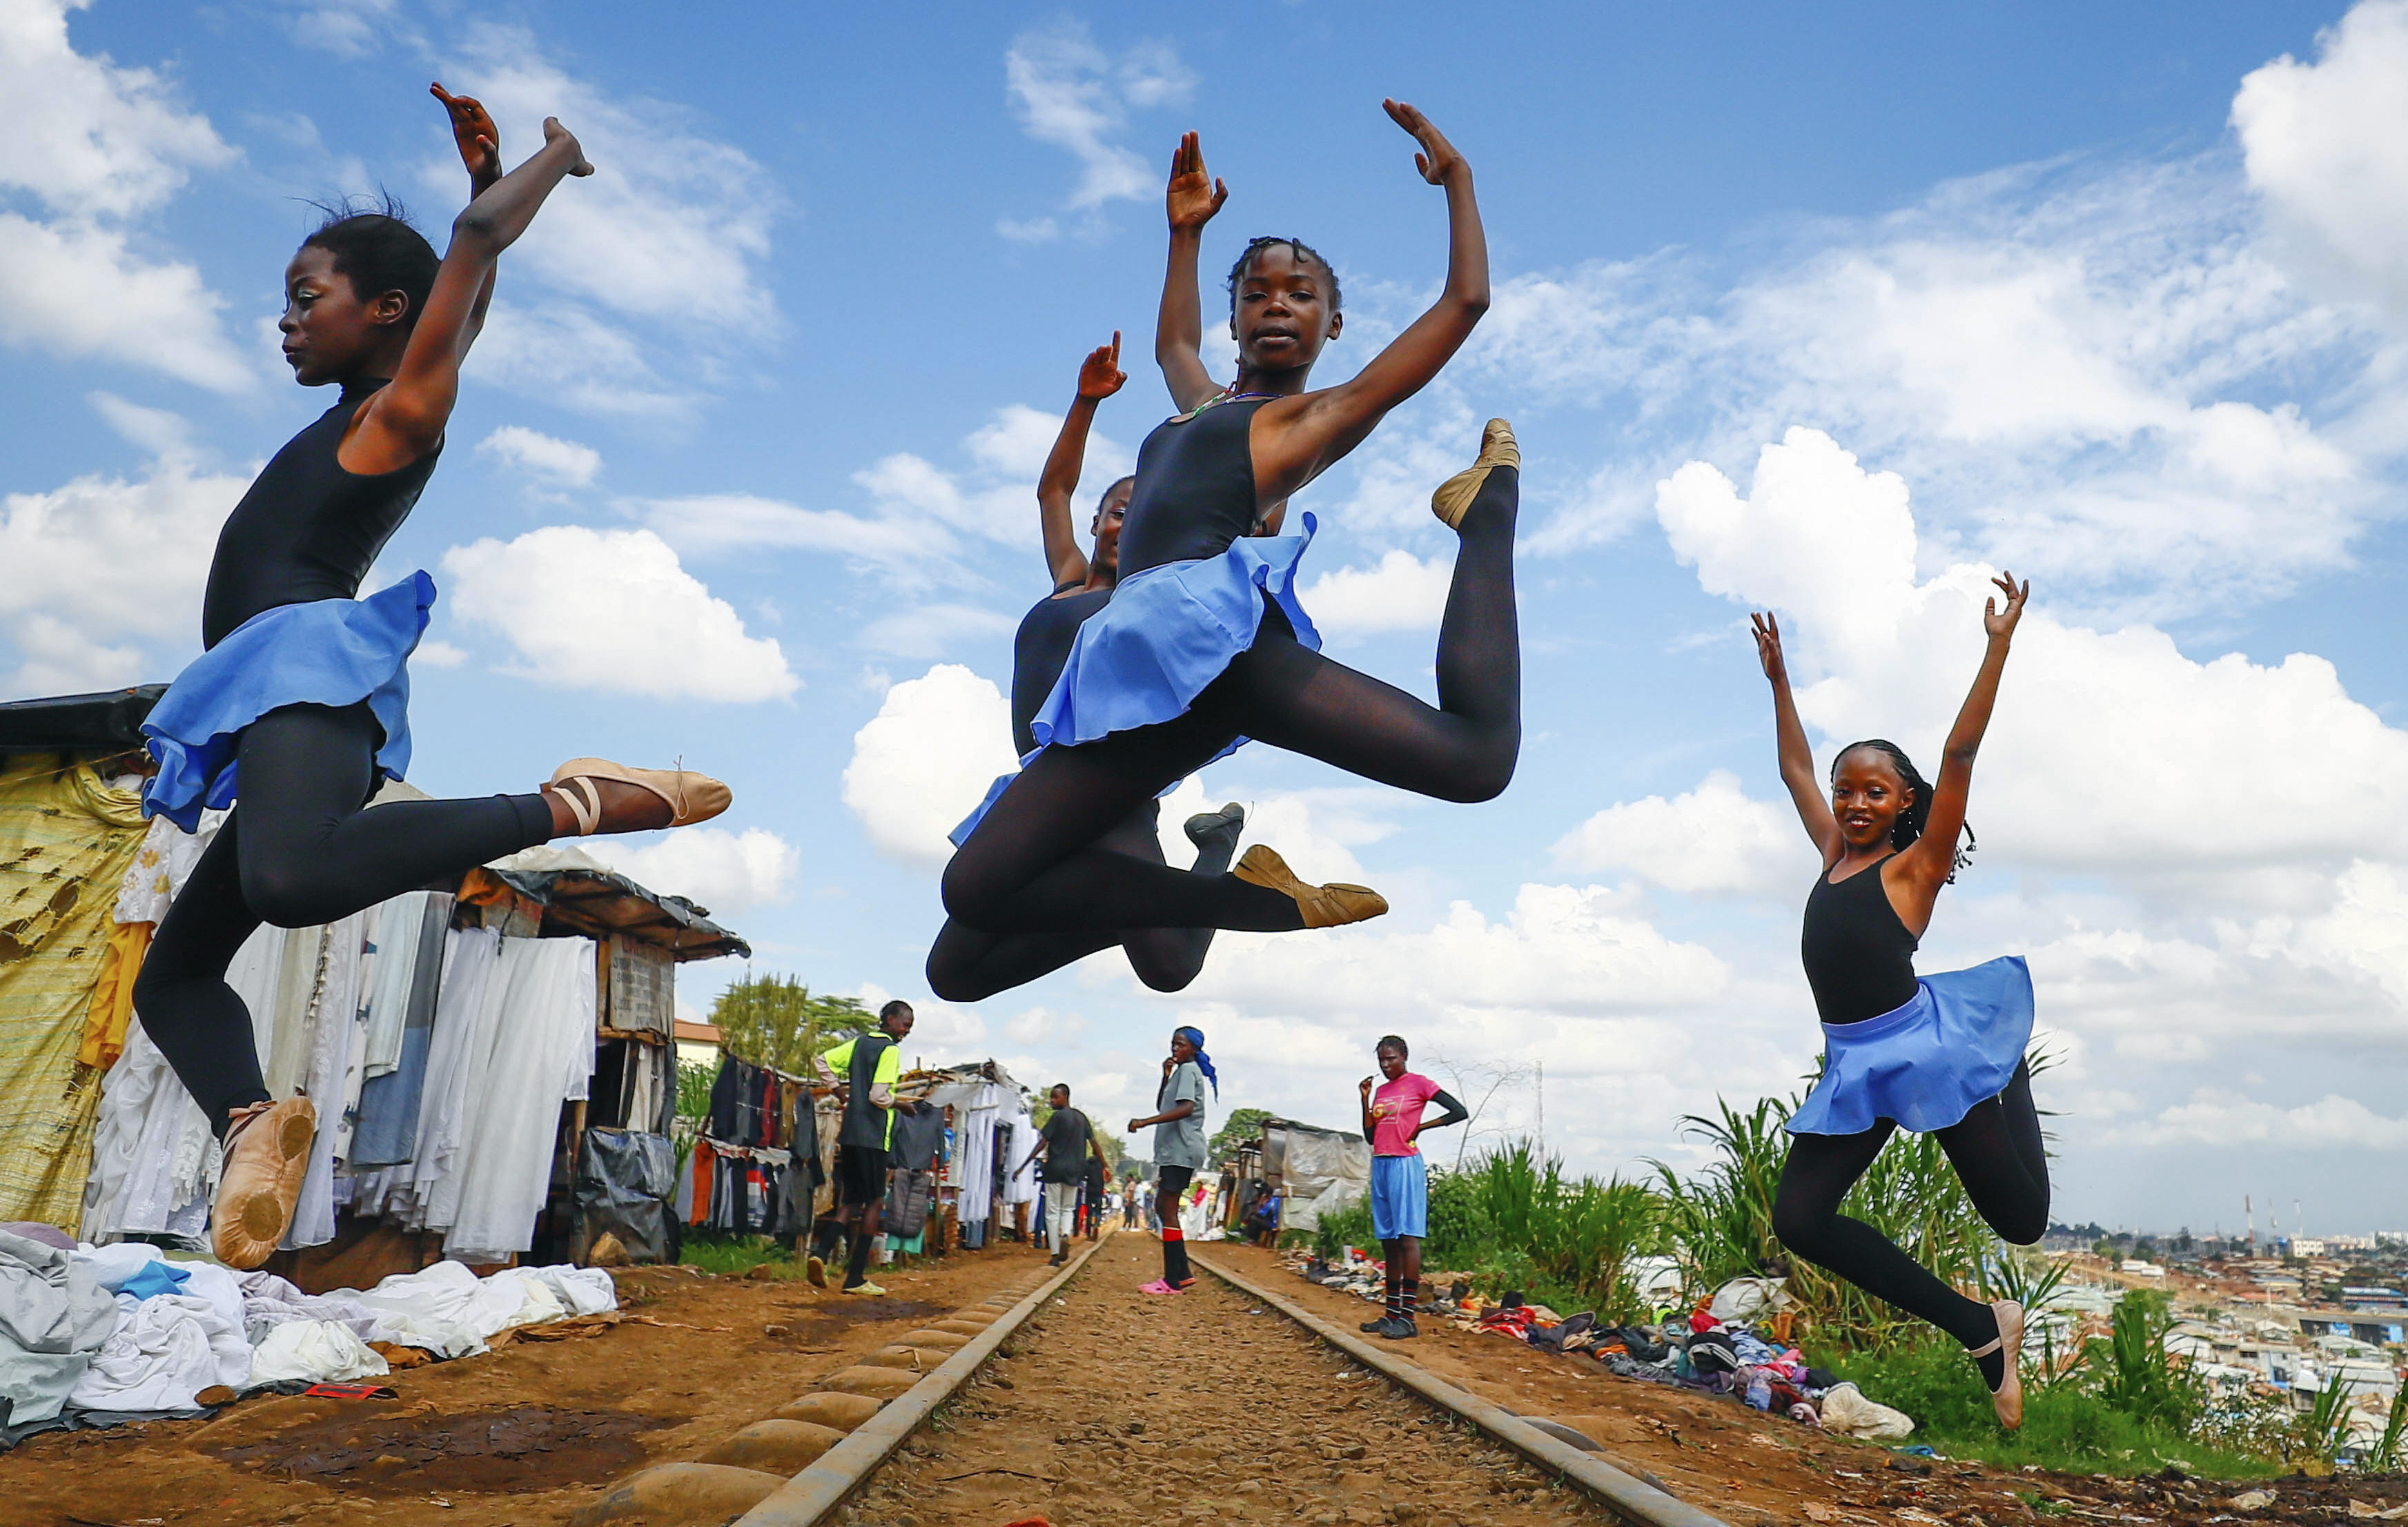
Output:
top-left (0, 1), bottom-right (248, 391)
top-left (463, 295), bottom-right (695, 420)
top-left (0, 0), bottom-right (235, 218)
top-left (1656, 426), bottom-right (2408, 888)
top-left (0, 215), bottom-right (251, 392)
top-left (477, 425), bottom-right (600, 488)
top-left (1300, 550), bottom-right (1452, 638)
top-left (640, 493), bottom-right (930, 567)
top-left (856, 603), bottom-right (1017, 661)
top-left (1554, 769), bottom-right (1814, 895)
top-left (439, 525), bottom-right (798, 701)
top-left (2108, 1090), bottom-right (2408, 1150)
top-left (580, 826), bottom-right (799, 917)
top-left (841, 663), bottom-right (1018, 867)
top-left (279, 0), bottom-right (398, 59)
top-left (0, 461), bottom-right (246, 687)
top-left (1001, 21), bottom-right (1192, 237)
top-left (87, 391), bottom-right (193, 460)
top-left (2233, 0), bottom-right (2408, 322)
top-left (639, 405), bottom-right (1129, 595)
top-left (439, 24), bottom-right (777, 330)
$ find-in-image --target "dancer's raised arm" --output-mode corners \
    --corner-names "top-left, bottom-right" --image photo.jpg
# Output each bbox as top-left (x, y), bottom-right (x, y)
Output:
top-left (1891, 573), bottom-right (2027, 911)
top-left (340, 116), bottom-right (593, 474)
top-left (430, 82), bottom-right (502, 350)
top-left (1156, 132), bottom-right (1229, 413)
top-left (1253, 100), bottom-right (1489, 500)
top-left (1037, 335), bottom-right (1125, 589)
top-left (1753, 611), bottom-right (1841, 863)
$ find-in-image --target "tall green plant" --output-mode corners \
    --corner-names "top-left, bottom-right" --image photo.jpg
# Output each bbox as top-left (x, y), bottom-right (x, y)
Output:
top-left (2364, 1385), bottom-right (2408, 1472)
top-left (1457, 1142), bottom-right (1663, 1320)
top-left (2091, 1291), bottom-right (2204, 1432)
top-left (2294, 1375), bottom-right (2360, 1470)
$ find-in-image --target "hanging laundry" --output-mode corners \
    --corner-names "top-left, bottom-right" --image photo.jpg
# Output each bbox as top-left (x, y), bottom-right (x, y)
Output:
top-left (440, 936), bottom-right (596, 1263)
top-left (347, 895), bottom-right (449, 1170)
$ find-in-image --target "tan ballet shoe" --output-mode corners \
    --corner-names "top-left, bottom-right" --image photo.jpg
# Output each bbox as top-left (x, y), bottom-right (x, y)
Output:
top-left (211, 1097), bottom-right (317, 1270)
top-left (1969, 1298), bottom-right (2025, 1430)
top-left (1233, 845), bottom-right (1388, 929)
top-left (547, 758), bottom-right (732, 836)
top-left (1431, 417), bottom-right (1520, 530)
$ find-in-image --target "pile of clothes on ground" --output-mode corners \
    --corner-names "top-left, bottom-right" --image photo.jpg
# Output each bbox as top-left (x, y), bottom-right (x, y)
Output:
top-left (1, 1222), bottom-right (616, 1448)
top-left (1288, 1253), bottom-right (1917, 1442)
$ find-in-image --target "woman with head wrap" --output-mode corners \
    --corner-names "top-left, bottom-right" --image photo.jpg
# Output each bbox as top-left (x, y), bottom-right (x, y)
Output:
top-left (1128, 1026), bottom-right (1215, 1292)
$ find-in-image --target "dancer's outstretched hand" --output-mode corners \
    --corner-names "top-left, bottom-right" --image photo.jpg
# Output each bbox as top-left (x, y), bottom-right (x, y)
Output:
top-left (1384, 99), bottom-right (1467, 186)
top-left (542, 117), bottom-right (596, 177)
top-left (431, 83), bottom-right (501, 188)
top-left (1077, 332), bottom-right (1126, 400)
top-left (1166, 131), bottom-right (1226, 231)
top-left (1751, 611), bottom-right (1789, 683)
top-left (1984, 572), bottom-right (2029, 641)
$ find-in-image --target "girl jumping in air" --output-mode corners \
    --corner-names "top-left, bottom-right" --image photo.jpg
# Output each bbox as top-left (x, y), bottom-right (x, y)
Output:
top-left (1754, 575), bottom-right (2046, 1428)
top-left (135, 89), bottom-right (730, 1270)
top-left (926, 335), bottom-right (1245, 1002)
top-left (939, 104), bottom-right (1520, 992)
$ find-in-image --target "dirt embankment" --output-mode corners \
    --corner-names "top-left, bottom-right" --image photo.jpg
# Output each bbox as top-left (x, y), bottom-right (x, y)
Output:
top-left (0, 1244), bottom-right (1056, 1527)
top-left (1209, 1242), bottom-right (2408, 1527)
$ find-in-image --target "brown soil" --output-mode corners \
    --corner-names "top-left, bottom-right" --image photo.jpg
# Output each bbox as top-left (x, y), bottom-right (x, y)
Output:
top-left (839, 1233), bottom-right (1612, 1527)
top-left (1209, 1242), bottom-right (2408, 1527)
top-left (0, 1243), bottom-right (1055, 1527)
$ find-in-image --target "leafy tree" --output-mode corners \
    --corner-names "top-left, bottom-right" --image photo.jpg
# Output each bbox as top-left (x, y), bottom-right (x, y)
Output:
top-left (709, 973), bottom-right (872, 1074)
top-left (1206, 1107), bottom-right (1274, 1162)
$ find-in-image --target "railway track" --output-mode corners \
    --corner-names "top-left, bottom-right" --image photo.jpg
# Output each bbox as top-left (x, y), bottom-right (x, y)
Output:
top-left (816, 1233), bottom-right (1726, 1527)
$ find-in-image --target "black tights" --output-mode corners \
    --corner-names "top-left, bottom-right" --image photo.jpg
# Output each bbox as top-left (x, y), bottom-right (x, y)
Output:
top-left (938, 466), bottom-right (1518, 969)
top-left (133, 702), bottom-right (553, 1135)
top-left (1772, 1062), bottom-right (2049, 1387)
top-left (926, 802), bottom-right (1241, 1001)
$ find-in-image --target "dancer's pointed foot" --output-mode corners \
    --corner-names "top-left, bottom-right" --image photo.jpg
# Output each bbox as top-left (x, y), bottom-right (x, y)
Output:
top-left (1431, 417), bottom-right (1519, 530)
top-left (545, 758), bottom-right (731, 836)
top-left (1184, 802), bottom-right (1245, 854)
top-left (212, 1098), bottom-right (317, 1270)
top-left (1233, 845), bottom-right (1387, 929)
top-left (1968, 1299), bottom-right (2025, 1429)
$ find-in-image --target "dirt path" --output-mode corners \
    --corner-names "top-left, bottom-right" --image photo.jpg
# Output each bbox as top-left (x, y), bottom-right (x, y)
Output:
top-left (0, 1243), bottom-right (1057, 1527)
top-left (836, 1233), bottom-right (1615, 1527)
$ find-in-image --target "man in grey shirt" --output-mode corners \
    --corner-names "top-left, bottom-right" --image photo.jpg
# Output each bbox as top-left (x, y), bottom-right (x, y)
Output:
top-left (1128, 1025), bottom-right (1214, 1294)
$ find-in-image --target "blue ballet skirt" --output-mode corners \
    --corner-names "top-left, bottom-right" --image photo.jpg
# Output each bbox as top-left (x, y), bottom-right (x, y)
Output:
top-left (948, 517), bottom-right (1321, 847)
top-left (141, 571), bottom-right (434, 831)
top-left (1785, 955), bottom-right (2034, 1136)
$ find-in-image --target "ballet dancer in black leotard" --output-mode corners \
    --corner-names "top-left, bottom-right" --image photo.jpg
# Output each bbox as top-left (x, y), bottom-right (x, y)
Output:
top-left (1754, 576), bottom-right (2047, 1428)
top-left (938, 103), bottom-right (1516, 981)
top-left (136, 88), bottom-right (731, 1269)
top-left (925, 335), bottom-right (1244, 1000)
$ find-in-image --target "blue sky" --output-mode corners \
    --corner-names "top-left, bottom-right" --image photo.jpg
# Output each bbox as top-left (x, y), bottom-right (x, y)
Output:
top-left (8, 0), bottom-right (2408, 1233)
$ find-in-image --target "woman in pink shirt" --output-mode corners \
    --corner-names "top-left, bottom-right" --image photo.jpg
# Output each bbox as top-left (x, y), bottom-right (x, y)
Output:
top-left (1357, 1036), bottom-right (1468, 1338)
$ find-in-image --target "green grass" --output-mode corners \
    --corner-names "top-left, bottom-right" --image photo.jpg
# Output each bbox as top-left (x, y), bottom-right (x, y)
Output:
top-left (678, 1232), bottom-right (803, 1277)
top-left (1824, 1338), bottom-right (2280, 1479)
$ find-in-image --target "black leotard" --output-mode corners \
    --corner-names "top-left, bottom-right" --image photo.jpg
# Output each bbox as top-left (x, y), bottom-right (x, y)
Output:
top-left (201, 378), bottom-right (441, 647)
top-left (1010, 586), bottom-right (1112, 756)
top-left (1115, 397), bottom-right (1271, 578)
top-left (1800, 858), bottom-right (1919, 1025)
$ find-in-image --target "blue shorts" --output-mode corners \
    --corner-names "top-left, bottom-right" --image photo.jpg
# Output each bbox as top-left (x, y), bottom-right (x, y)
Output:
top-left (1369, 1154), bottom-right (1427, 1241)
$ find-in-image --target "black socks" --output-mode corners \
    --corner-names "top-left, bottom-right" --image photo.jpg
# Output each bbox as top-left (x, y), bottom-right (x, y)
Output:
top-left (843, 1229), bottom-right (874, 1288)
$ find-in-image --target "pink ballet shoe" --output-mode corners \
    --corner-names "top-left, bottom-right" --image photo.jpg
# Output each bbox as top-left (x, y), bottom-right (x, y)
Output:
top-left (1233, 845), bottom-right (1387, 929)
top-left (211, 1098), bottom-right (317, 1270)
top-left (546, 757), bottom-right (730, 836)
top-left (1969, 1299), bottom-right (2025, 1429)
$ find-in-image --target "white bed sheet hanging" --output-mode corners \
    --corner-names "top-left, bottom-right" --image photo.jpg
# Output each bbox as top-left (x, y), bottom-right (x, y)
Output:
top-left (441, 936), bottom-right (595, 1263)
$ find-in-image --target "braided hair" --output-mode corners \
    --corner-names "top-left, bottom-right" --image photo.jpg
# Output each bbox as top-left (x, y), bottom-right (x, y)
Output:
top-left (1226, 236), bottom-right (1342, 317)
top-left (1834, 739), bottom-right (1976, 881)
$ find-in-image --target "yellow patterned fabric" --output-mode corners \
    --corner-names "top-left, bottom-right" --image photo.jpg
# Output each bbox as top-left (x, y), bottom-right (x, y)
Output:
top-left (0, 757), bottom-right (147, 1233)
